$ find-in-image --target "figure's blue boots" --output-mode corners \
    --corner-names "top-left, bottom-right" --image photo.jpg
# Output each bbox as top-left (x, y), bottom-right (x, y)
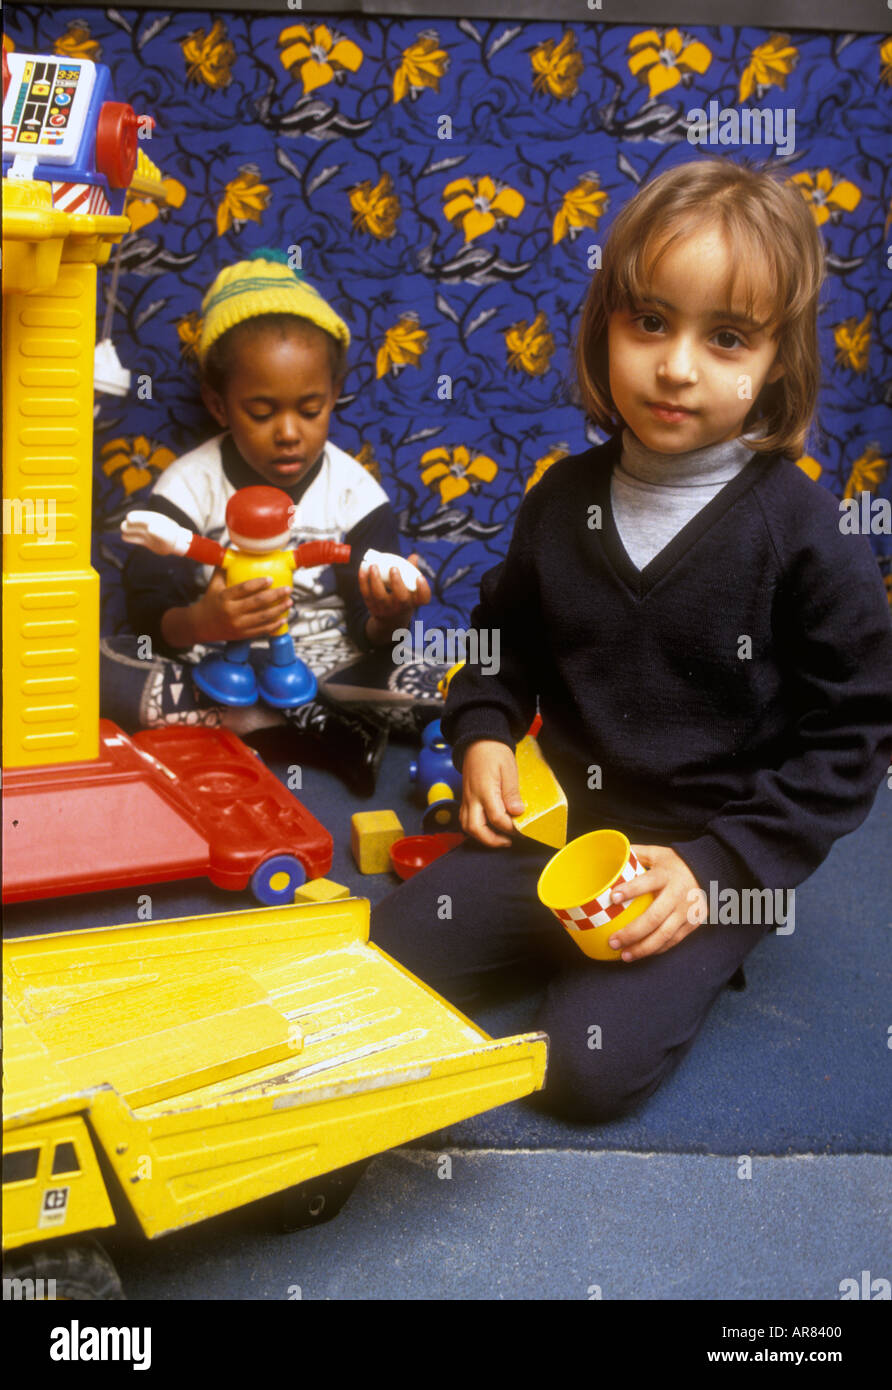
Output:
top-left (193, 640), bottom-right (258, 706)
top-left (256, 634), bottom-right (317, 707)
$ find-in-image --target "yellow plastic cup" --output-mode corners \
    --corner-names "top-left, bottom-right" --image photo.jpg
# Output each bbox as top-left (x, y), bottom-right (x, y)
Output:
top-left (537, 829), bottom-right (653, 961)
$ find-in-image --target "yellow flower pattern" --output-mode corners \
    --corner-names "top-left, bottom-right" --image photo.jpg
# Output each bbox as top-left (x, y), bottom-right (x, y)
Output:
top-left (420, 446), bottom-right (498, 505)
top-left (791, 169), bottom-right (862, 227)
top-left (843, 448), bottom-right (888, 502)
top-left (833, 314), bottom-right (871, 373)
top-left (627, 28), bottom-right (712, 99)
top-left (176, 312), bottom-right (204, 363)
top-left (376, 315), bottom-right (429, 379)
top-left (505, 312), bottom-right (555, 377)
top-left (279, 23), bottom-right (363, 94)
top-left (216, 166), bottom-right (271, 237)
top-left (101, 437), bottom-right (176, 497)
top-left (54, 21), bottom-right (101, 62)
top-left (526, 446), bottom-right (570, 493)
top-left (443, 176), bottom-right (525, 242)
top-left (0, 5), bottom-right (878, 619)
top-left (738, 34), bottom-right (799, 104)
top-left (349, 173), bottom-right (400, 239)
top-left (553, 176), bottom-right (608, 245)
top-left (181, 19), bottom-right (236, 89)
top-left (125, 178), bottom-right (187, 234)
top-left (393, 33), bottom-right (450, 103)
top-left (530, 33), bottom-right (584, 100)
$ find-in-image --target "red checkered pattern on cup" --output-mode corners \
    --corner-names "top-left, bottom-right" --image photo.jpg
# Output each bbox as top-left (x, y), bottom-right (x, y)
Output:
top-left (554, 850), bottom-right (645, 931)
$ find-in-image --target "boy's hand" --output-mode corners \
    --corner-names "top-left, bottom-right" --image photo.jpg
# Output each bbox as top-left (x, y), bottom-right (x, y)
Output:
top-left (192, 571), bottom-right (293, 643)
top-left (606, 845), bottom-right (707, 962)
top-left (459, 740), bottom-right (525, 847)
top-left (361, 552), bottom-right (431, 646)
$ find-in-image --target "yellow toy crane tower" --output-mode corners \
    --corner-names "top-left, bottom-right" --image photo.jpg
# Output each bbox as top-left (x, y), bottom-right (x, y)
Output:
top-left (2, 48), bottom-right (161, 766)
top-left (2, 177), bottom-right (126, 766)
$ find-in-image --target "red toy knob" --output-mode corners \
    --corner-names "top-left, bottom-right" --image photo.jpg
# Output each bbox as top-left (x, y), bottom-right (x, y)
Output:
top-left (95, 102), bottom-right (140, 188)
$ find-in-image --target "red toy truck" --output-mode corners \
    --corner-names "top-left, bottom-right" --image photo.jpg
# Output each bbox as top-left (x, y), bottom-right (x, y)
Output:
top-left (2, 721), bottom-right (332, 906)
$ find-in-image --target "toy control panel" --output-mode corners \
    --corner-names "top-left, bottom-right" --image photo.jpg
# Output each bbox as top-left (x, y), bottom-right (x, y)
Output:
top-left (2, 50), bottom-right (150, 214)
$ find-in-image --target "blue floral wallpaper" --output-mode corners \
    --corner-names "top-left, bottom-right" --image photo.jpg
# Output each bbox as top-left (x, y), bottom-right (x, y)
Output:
top-left (4, 10), bottom-right (891, 631)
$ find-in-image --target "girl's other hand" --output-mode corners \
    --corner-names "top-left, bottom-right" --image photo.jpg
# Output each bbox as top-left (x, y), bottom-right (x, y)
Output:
top-left (192, 571), bottom-right (293, 643)
top-left (606, 845), bottom-right (706, 961)
top-left (459, 740), bottom-right (525, 847)
top-left (362, 552), bottom-right (432, 644)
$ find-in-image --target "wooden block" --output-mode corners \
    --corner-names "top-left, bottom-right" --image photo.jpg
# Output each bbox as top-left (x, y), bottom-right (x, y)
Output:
top-left (512, 734), bottom-right (568, 849)
top-left (351, 810), bottom-right (404, 874)
top-left (293, 878), bottom-right (351, 905)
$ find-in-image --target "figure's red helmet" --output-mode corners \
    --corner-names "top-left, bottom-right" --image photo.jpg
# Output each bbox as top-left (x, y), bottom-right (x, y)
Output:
top-left (225, 487), bottom-right (293, 550)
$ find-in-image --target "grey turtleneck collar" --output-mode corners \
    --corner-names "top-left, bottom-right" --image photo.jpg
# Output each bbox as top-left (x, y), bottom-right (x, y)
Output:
top-left (619, 427), bottom-right (759, 486)
top-left (610, 428), bottom-right (760, 571)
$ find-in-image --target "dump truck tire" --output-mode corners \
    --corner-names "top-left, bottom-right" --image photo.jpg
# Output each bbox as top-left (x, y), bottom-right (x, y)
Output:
top-left (277, 1158), bottom-right (373, 1233)
top-left (3, 1238), bottom-right (125, 1300)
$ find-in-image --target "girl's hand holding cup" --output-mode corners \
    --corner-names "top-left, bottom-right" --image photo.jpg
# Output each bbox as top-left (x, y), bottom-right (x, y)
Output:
top-left (538, 831), bottom-right (705, 962)
top-left (607, 844), bottom-right (706, 961)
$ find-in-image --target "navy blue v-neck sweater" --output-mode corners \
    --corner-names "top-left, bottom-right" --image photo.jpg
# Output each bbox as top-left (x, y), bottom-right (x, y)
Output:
top-left (442, 434), bottom-right (892, 895)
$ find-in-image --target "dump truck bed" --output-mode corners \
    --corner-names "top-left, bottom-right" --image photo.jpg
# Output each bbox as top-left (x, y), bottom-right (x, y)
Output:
top-left (3, 899), bottom-right (547, 1244)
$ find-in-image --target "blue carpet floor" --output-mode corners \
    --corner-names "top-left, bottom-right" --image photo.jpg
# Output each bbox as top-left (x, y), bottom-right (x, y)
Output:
top-left (5, 734), bottom-right (890, 1156)
top-left (104, 1150), bottom-right (890, 1301)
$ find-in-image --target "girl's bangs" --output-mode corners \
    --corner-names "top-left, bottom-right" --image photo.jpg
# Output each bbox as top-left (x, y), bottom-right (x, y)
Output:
top-left (611, 213), bottom-right (785, 334)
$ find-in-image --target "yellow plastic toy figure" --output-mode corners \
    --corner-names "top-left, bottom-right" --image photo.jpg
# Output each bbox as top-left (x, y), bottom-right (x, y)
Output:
top-left (122, 484), bottom-right (350, 707)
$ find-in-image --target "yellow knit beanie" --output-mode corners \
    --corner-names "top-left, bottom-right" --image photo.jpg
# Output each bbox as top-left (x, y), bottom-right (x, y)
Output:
top-left (198, 248), bottom-right (351, 363)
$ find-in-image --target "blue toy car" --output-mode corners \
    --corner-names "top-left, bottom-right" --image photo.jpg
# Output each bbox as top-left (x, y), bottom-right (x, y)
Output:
top-left (409, 719), bottom-right (463, 833)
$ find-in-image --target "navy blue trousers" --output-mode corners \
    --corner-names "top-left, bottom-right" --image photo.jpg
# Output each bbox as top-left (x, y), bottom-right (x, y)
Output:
top-left (370, 835), bottom-right (769, 1123)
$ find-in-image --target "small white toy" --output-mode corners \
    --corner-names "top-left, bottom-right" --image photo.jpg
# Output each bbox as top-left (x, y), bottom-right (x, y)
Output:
top-left (360, 549), bottom-right (424, 593)
top-left (94, 338), bottom-right (131, 396)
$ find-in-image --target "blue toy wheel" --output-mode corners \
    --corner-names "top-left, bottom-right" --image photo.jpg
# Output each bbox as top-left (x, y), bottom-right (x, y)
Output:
top-left (250, 854), bottom-right (307, 905)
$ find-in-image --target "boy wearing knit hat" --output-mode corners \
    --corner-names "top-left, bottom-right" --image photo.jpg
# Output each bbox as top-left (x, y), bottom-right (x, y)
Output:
top-left (100, 251), bottom-right (430, 794)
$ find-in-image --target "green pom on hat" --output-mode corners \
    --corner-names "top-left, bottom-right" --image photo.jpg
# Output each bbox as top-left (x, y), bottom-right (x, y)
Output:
top-left (250, 246), bottom-right (291, 265)
top-left (250, 246), bottom-right (304, 280)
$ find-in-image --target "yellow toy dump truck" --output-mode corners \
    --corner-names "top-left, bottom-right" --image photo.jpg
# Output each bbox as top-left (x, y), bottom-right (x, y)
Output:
top-left (3, 897), bottom-right (547, 1298)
